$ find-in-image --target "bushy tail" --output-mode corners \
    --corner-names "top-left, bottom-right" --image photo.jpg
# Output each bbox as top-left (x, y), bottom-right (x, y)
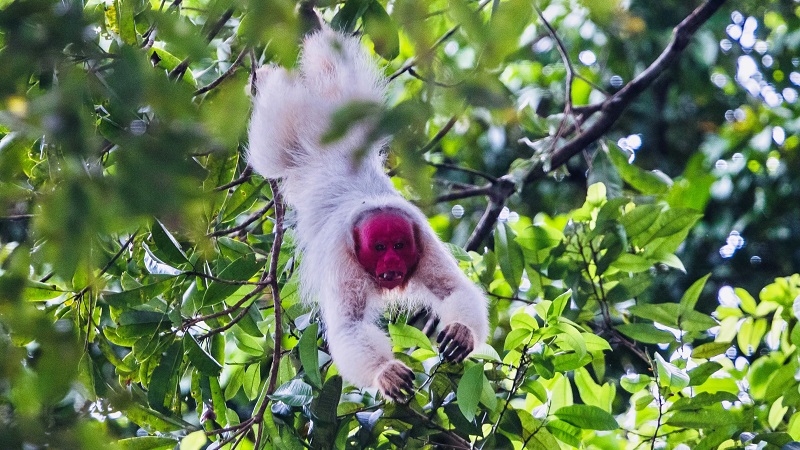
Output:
top-left (247, 27), bottom-right (387, 180)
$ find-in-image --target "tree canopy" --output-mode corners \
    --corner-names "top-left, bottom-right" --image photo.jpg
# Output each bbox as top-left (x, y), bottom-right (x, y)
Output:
top-left (1, 0), bottom-right (799, 449)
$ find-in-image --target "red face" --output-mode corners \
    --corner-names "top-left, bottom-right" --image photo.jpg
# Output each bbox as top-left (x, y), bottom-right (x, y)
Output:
top-left (354, 212), bottom-right (419, 290)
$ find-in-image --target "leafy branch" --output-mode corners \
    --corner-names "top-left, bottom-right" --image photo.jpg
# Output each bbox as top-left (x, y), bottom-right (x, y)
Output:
top-left (463, 0), bottom-right (727, 251)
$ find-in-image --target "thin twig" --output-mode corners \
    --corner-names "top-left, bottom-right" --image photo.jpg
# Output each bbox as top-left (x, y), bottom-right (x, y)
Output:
top-left (208, 201), bottom-right (273, 237)
top-left (194, 47), bottom-right (249, 96)
top-left (215, 165), bottom-right (253, 192)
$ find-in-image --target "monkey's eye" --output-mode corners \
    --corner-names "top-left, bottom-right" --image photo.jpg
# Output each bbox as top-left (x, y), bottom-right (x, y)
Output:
top-left (393, 242), bottom-right (404, 250)
top-left (375, 243), bottom-right (386, 251)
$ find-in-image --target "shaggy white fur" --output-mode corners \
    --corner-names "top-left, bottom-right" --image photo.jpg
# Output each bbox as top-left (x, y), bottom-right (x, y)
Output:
top-left (247, 27), bottom-right (488, 397)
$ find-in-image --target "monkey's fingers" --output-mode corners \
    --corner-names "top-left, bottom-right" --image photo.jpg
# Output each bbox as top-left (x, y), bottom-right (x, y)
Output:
top-left (379, 363), bottom-right (415, 401)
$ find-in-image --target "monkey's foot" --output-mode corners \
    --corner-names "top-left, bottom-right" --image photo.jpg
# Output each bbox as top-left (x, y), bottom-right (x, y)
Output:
top-left (437, 322), bottom-right (475, 363)
top-left (376, 360), bottom-right (415, 402)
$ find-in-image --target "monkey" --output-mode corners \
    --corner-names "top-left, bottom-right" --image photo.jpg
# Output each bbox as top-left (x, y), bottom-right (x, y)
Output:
top-left (246, 27), bottom-right (489, 401)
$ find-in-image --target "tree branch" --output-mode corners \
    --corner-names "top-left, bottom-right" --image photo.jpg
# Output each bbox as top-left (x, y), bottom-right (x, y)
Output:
top-left (464, 0), bottom-right (726, 249)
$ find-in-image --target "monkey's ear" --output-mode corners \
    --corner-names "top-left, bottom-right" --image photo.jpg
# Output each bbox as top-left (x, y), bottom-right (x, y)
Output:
top-left (352, 227), bottom-right (361, 253)
top-left (413, 223), bottom-right (424, 254)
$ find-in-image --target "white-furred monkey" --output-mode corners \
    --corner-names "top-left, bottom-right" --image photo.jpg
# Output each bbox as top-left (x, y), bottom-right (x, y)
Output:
top-left (246, 27), bottom-right (489, 401)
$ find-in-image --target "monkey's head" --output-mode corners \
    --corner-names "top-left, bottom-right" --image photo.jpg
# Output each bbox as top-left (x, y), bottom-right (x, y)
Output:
top-left (353, 211), bottom-right (420, 290)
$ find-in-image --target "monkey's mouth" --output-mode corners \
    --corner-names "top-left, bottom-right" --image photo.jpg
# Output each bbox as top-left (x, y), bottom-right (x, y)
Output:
top-left (377, 271), bottom-right (405, 289)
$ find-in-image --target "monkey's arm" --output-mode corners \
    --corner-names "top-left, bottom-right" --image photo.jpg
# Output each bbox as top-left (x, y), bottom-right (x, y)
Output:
top-left (320, 282), bottom-right (414, 400)
top-left (414, 235), bottom-right (489, 362)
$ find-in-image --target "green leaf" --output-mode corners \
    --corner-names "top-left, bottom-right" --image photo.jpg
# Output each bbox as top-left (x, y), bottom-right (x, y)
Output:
top-left (445, 242), bottom-right (473, 261)
top-left (457, 363), bottom-right (484, 421)
top-left (549, 290), bottom-right (572, 321)
top-left (243, 364), bottom-right (262, 400)
top-left (609, 253), bottom-right (653, 273)
top-left (310, 375), bottom-right (342, 423)
top-left (605, 142), bottom-right (672, 194)
top-left (691, 342), bottom-right (731, 359)
top-left (388, 322), bottom-right (433, 351)
top-left (553, 404), bottom-right (619, 430)
top-left (546, 419), bottom-right (581, 448)
top-left (117, 437), bottom-right (177, 450)
top-left (670, 391), bottom-right (739, 411)
top-left (504, 327), bottom-right (533, 351)
top-left (362, 1), bottom-right (399, 60)
top-left (688, 361), bottom-right (723, 386)
top-left (104, 276), bottom-right (176, 308)
top-left (184, 334), bottom-right (222, 377)
top-left (627, 303), bottom-right (680, 328)
top-left (179, 431), bottom-right (207, 450)
top-left (495, 222), bottom-right (524, 292)
top-left (202, 254), bottom-right (262, 307)
top-left (331, 0), bottom-right (371, 33)
top-left (616, 323), bottom-right (675, 344)
top-left (735, 287), bottom-right (758, 315)
top-left (471, 342), bottom-right (501, 362)
top-left (655, 353), bottom-right (689, 389)
top-left (151, 220), bottom-right (189, 266)
top-left (23, 280), bottom-right (65, 301)
top-left (298, 323), bottom-right (322, 389)
top-left (679, 274), bottom-right (711, 313)
top-left (148, 342), bottom-right (182, 412)
top-left (586, 182), bottom-right (607, 206)
top-left (694, 424), bottom-right (738, 450)
top-left (666, 407), bottom-right (745, 428)
top-left (620, 204), bottom-right (662, 239)
top-left (646, 208), bottom-right (703, 243)
top-left (271, 379), bottom-right (314, 407)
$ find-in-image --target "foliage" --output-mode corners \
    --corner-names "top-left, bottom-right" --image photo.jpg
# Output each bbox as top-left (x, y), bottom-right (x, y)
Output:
top-left (1, 0), bottom-right (799, 449)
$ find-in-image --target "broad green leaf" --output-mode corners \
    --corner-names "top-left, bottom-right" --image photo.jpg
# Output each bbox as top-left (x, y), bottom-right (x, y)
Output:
top-left (620, 373), bottom-right (651, 393)
top-left (735, 287), bottom-right (758, 315)
top-left (151, 220), bottom-right (189, 266)
top-left (23, 280), bottom-right (65, 301)
top-left (184, 334), bottom-right (222, 377)
top-left (147, 342), bottom-right (182, 412)
top-left (310, 375), bottom-right (342, 424)
top-left (117, 437), bottom-right (177, 450)
top-left (471, 342), bottom-right (501, 362)
top-left (546, 419), bottom-right (581, 448)
top-left (679, 274), bottom-right (711, 312)
top-left (616, 323), bottom-right (675, 344)
top-left (691, 342), bottom-right (731, 358)
top-left (504, 327), bottom-right (533, 351)
top-left (655, 353), bottom-right (689, 389)
top-left (243, 364), bottom-right (262, 400)
top-left (605, 142), bottom-right (672, 194)
top-left (620, 204), bottom-right (662, 239)
top-left (201, 254), bottom-right (262, 307)
top-left (510, 309), bottom-right (538, 331)
top-left (574, 367), bottom-right (614, 411)
top-left (670, 392), bottom-right (739, 411)
top-left (586, 182), bottom-right (607, 206)
top-left (609, 252), bottom-right (653, 273)
top-left (179, 431), bottom-right (207, 450)
top-left (666, 407), bottom-right (746, 428)
top-left (549, 290), bottom-right (572, 321)
top-left (388, 322), bottom-right (432, 351)
top-left (445, 242), bottom-right (472, 261)
top-left (362, 1), bottom-right (399, 60)
top-left (688, 362), bottom-right (723, 386)
top-left (553, 404), bottom-right (619, 430)
top-left (495, 222), bottom-right (524, 292)
top-left (457, 363), bottom-right (484, 421)
top-left (331, 0), bottom-right (371, 33)
top-left (271, 379), bottom-right (314, 407)
top-left (694, 424), bottom-right (738, 450)
top-left (298, 323), bottom-right (322, 389)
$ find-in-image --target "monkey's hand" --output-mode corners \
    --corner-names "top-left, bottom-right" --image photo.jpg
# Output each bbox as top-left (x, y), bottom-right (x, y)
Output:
top-left (437, 322), bottom-right (475, 363)
top-left (376, 360), bottom-right (415, 402)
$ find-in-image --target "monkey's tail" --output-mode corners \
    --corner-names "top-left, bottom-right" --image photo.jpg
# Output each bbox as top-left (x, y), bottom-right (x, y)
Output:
top-left (247, 27), bottom-right (387, 181)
